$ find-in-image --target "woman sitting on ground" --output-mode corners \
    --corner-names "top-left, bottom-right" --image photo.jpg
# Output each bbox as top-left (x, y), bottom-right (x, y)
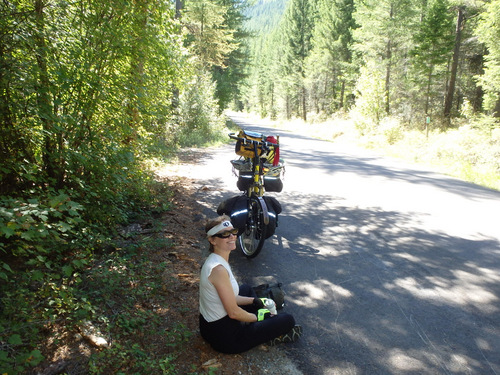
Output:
top-left (199, 215), bottom-right (302, 354)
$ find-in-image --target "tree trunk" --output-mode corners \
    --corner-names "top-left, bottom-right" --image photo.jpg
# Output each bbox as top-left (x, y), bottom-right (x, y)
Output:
top-left (270, 84), bottom-right (276, 120)
top-left (286, 94), bottom-right (291, 120)
top-left (126, 1), bottom-right (148, 145)
top-left (35, 0), bottom-right (64, 187)
top-left (175, 0), bottom-right (183, 19)
top-left (302, 85), bottom-right (307, 121)
top-left (443, 7), bottom-right (464, 124)
top-left (425, 65), bottom-right (433, 117)
top-left (172, 0), bottom-right (183, 109)
top-left (385, 39), bottom-right (392, 115)
top-left (494, 96), bottom-right (500, 118)
top-left (384, 4), bottom-right (393, 116)
top-left (0, 45), bottom-right (13, 161)
top-left (340, 80), bottom-right (345, 109)
top-left (331, 67), bottom-right (337, 111)
top-left (314, 82), bottom-right (319, 113)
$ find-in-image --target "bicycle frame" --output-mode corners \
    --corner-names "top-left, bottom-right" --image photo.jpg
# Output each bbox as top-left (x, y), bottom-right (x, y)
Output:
top-left (227, 131), bottom-right (281, 257)
top-left (249, 140), bottom-right (270, 224)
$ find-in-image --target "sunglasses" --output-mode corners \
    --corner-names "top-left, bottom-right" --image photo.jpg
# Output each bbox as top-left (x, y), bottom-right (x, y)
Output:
top-left (213, 228), bottom-right (239, 238)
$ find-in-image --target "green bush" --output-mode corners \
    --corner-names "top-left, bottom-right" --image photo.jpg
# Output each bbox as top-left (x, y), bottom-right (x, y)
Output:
top-left (176, 72), bottom-right (227, 147)
top-left (0, 192), bottom-right (84, 259)
top-left (380, 118), bottom-right (405, 145)
top-left (0, 173), bottom-right (174, 374)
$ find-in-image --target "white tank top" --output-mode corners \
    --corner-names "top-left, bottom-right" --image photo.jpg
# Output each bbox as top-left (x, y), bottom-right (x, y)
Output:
top-left (199, 253), bottom-right (239, 322)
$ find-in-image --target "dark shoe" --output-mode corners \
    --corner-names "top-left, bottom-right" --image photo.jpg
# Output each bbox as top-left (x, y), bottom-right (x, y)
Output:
top-left (269, 325), bottom-right (302, 346)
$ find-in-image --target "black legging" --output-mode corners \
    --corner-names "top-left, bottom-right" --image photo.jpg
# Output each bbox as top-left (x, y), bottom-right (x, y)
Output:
top-left (199, 284), bottom-right (295, 354)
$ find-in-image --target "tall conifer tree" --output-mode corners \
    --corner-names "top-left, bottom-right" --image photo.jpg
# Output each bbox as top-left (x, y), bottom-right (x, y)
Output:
top-left (211, 0), bottom-right (251, 111)
top-left (307, 0), bottom-right (356, 112)
top-left (411, 0), bottom-right (454, 119)
top-left (281, 0), bottom-right (316, 120)
top-left (182, 0), bottom-right (237, 69)
top-left (353, 0), bottom-right (417, 119)
top-left (476, 0), bottom-right (500, 117)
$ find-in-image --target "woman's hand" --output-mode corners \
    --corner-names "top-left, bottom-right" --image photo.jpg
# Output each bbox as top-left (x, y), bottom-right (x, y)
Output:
top-left (252, 298), bottom-right (265, 309)
top-left (257, 309), bottom-right (272, 321)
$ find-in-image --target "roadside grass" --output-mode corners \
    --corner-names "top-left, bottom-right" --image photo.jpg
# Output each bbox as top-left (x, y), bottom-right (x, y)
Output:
top-left (236, 111), bottom-right (500, 191)
top-left (83, 239), bottom-right (183, 374)
top-left (0, 181), bottom-right (198, 375)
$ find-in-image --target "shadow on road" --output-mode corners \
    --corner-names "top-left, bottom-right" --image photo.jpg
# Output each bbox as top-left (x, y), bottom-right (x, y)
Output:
top-left (192, 117), bottom-right (500, 374)
top-left (228, 192), bottom-right (500, 375)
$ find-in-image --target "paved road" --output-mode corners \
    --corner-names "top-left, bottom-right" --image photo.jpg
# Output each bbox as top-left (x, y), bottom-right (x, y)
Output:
top-left (189, 114), bottom-right (500, 375)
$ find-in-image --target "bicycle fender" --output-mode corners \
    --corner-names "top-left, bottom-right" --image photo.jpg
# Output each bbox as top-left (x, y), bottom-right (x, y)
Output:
top-left (257, 196), bottom-right (270, 225)
top-left (262, 196), bottom-right (280, 239)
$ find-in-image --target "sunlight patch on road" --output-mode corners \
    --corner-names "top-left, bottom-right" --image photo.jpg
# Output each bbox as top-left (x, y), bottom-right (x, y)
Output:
top-left (389, 275), bottom-right (499, 313)
top-left (291, 279), bottom-right (352, 308)
top-left (392, 252), bottom-right (421, 263)
top-left (447, 353), bottom-right (475, 373)
top-left (455, 263), bottom-right (500, 283)
top-left (388, 350), bottom-right (425, 371)
top-left (323, 363), bottom-right (361, 375)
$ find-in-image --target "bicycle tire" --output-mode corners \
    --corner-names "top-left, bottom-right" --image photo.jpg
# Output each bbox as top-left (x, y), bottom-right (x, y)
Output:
top-left (237, 195), bottom-right (268, 258)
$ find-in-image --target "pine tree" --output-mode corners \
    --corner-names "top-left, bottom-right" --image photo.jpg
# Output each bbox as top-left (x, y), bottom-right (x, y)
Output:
top-left (443, 5), bottom-right (465, 123)
top-left (411, 0), bottom-right (454, 119)
top-left (476, 0), bottom-right (500, 117)
top-left (211, 0), bottom-right (252, 111)
top-left (281, 0), bottom-right (316, 120)
top-left (182, 0), bottom-right (238, 69)
top-left (307, 0), bottom-right (356, 113)
top-left (353, 0), bottom-right (418, 120)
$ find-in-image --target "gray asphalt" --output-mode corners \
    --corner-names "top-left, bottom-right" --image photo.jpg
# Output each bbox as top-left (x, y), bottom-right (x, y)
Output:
top-left (193, 114), bottom-right (500, 375)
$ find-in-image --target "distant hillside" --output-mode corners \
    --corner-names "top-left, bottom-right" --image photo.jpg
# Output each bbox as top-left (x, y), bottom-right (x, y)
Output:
top-left (244, 0), bottom-right (290, 34)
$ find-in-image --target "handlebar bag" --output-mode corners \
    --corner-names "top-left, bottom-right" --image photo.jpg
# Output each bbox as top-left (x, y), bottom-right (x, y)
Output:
top-left (235, 130), bottom-right (265, 158)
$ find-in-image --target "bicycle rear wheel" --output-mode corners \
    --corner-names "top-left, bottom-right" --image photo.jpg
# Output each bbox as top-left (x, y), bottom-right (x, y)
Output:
top-left (237, 196), bottom-right (267, 258)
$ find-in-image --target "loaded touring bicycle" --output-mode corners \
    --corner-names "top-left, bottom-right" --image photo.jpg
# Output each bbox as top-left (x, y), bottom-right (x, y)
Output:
top-left (217, 130), bottom-right (284, 258)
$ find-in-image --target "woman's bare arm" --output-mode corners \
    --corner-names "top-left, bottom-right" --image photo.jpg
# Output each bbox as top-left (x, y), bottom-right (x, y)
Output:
top-left (209, 265), bottom-right (257, 322)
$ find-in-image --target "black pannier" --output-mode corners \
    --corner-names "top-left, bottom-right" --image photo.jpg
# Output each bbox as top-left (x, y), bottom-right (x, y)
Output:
top-left (263, 196), bottom-right (281, 239)
top-left (217, 195), bottom-right (281, 240)
top-left (263, 175), bottom-right (283, 193)
top-left (236, 172), bottom-right (253, 192)
top-left (252, 282), bottom-right (285, 310)
top-left (236, 173), bottom-right (283, 193)
top-left (217, 195), bottom-right (248, 233)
